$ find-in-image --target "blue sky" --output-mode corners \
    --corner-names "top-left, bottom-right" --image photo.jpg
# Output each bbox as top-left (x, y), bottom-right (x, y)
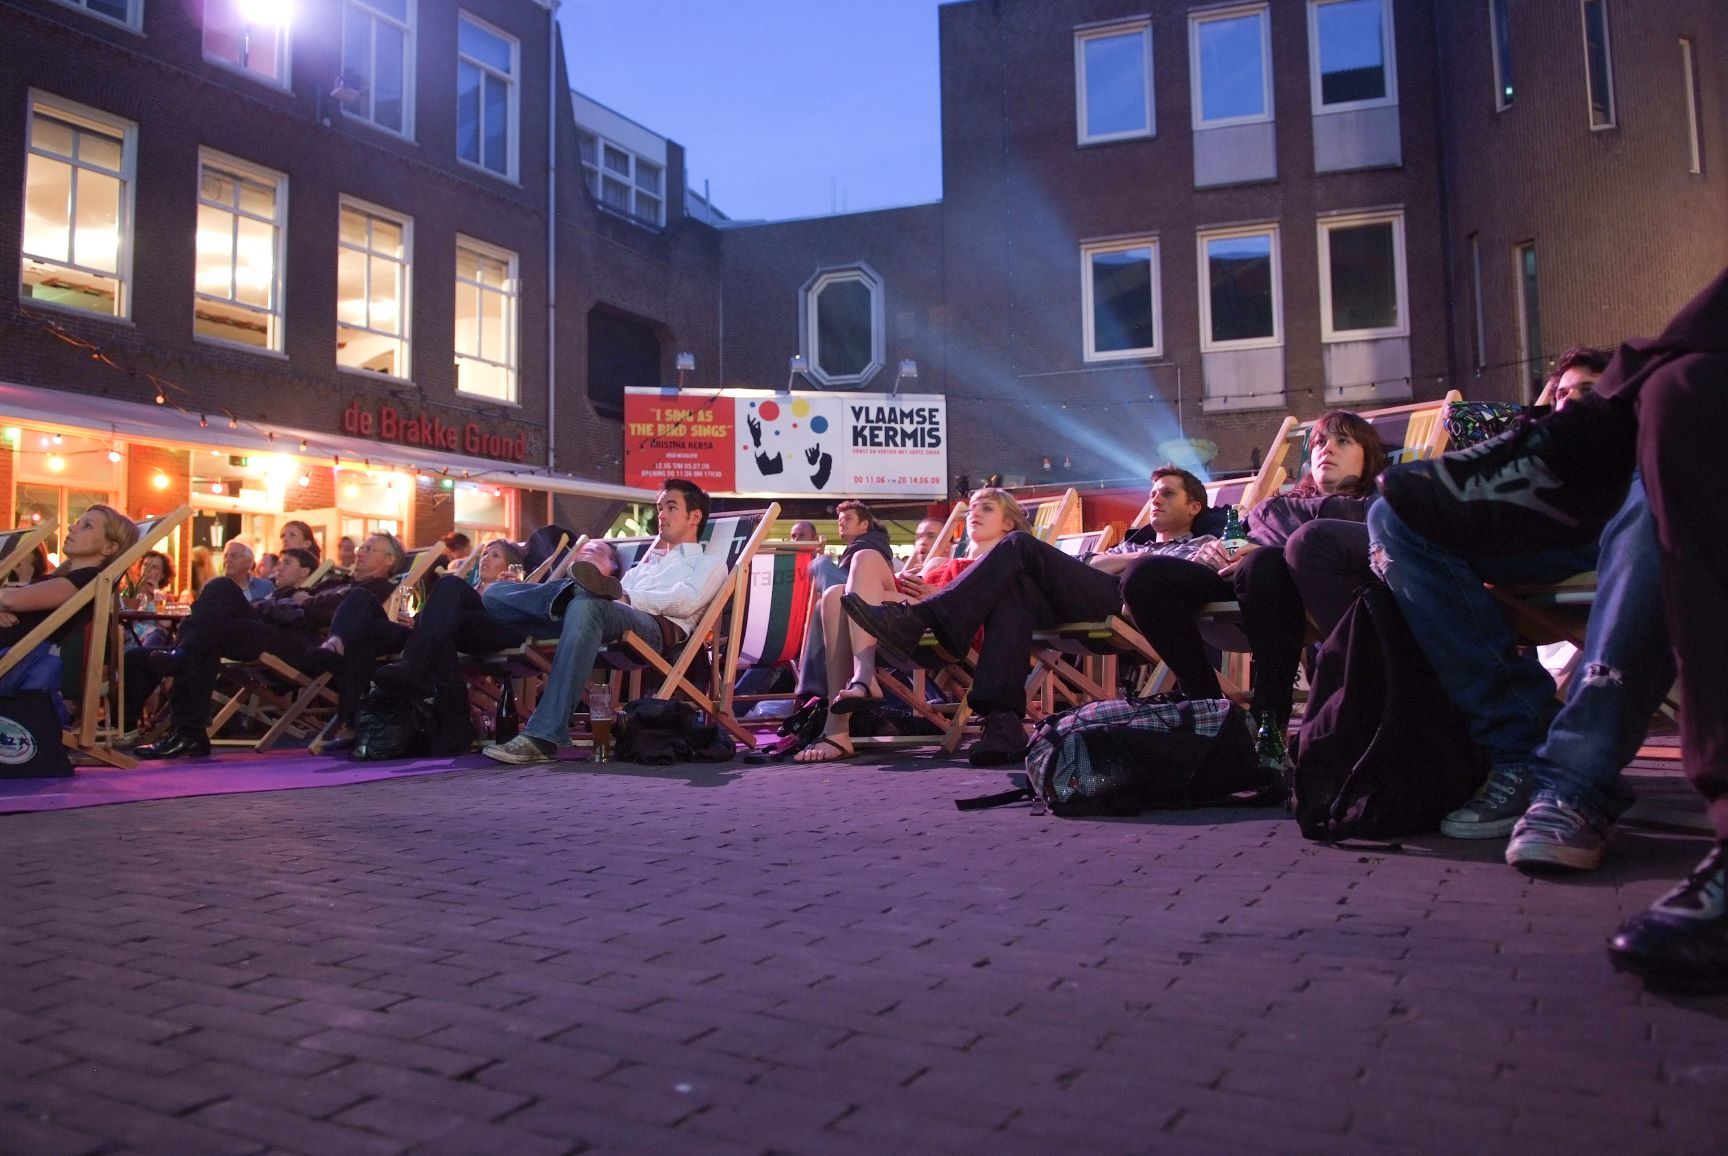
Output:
top-left (559, 0), bottom-right (947, 222)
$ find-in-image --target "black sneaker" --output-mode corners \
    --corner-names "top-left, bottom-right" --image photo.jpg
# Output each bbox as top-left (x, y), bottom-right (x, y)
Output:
top-left (841, 596), bottom-right (934, 671)
top-left (1378, 393), bottom-right (1636, 557)
top-left (1607, 846), bottom-right (1728, 994)
top-left (968, 711), bottom-right (1027, 767)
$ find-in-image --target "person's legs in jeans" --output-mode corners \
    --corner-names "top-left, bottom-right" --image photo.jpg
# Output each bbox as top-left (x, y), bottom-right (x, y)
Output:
top-left (1512, 479), bottom-right (1675, 869)
top-left (1120, 555), bottom-right (1233, 701)
top-left (515, 592), bottom-right (662, 750)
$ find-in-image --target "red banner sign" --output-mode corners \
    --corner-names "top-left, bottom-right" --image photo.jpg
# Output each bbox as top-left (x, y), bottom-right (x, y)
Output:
top-left (342, 400), bottom-right (528, 462)
top-left (623, 394), bottom-right (736, 490)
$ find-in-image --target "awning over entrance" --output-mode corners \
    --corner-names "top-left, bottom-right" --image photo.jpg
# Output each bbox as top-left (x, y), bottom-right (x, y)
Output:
top-left (0, 382), bottom-right (655, 502)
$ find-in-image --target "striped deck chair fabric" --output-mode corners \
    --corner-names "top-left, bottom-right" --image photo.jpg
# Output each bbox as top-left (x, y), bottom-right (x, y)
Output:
top-left (736, 549), bottom-right (815, 672)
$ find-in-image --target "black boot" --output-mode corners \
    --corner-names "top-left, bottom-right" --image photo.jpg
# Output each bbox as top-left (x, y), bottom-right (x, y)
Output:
top-left (427, 643), bottom-right (476, 756)
top-left (1608, 845), bottom-right (1728, 994)
top-left (1378, 391), bottom-right (1637, 556)
top-left (840, 596), bottom-right (944, 669)
top-left (135, 728), bottom-right (212, 760)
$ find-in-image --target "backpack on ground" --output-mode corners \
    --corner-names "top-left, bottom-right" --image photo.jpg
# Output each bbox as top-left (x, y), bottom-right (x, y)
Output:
top-left (0, 643), bottom-right (72, 779)
top-left (352, 688), bottom-right (434, 761)
top-left (1291, 584), bottom-right (1486, 842)
top-left (614, 698), bottom-right (735, 765)
top-left (1024, 697), bottom-right (1272, 817)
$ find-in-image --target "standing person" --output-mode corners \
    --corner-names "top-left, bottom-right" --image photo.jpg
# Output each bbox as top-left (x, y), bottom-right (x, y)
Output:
top-left (1380, 265), bottom-right (1728, 993)
top-left (479, 480), bottom-right (727, 765)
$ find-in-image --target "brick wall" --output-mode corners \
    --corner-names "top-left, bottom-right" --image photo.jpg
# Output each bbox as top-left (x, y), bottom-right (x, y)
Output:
top-left (125, 442), bottom-right (192, 565)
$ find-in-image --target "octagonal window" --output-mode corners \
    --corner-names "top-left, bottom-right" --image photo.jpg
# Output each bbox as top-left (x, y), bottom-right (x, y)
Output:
top-left (801, 265), bottom-right (884, 387)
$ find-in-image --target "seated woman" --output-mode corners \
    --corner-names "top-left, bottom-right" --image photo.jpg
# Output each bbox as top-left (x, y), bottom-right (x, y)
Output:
top-left (281, 520), bottom-right (322, 565)
top-left (1120, 410), bottom-right (1388, 730)
top-left (796, 488), bottom-right (1031, 763)
top-left (134, 532), bottom-right (406, 759)
top-left (0, 505), bottom-right (139, 657)
top-left (121, 549), bottom-right (176, 649)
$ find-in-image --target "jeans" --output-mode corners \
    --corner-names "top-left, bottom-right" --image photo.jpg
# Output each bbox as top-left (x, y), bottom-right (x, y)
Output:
top-left (1367, 501), bottom-right (1598, 767)
top-left (1526, 481), bottom-right (1673, 824)
top-left (482, 580), bottom-right (662, 747)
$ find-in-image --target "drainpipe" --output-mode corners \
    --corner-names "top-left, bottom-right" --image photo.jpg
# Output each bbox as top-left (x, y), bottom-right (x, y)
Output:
top-left (546, 0), bottom-right (562, 484)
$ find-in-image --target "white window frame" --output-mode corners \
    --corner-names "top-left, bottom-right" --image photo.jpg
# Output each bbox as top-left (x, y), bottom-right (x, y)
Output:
top-left (1081, 236), bottom-right (1163, 363)
top-left (1469, 232), bottom-right (1486, 372)
top-left (1580, 0), bottom-right (1616, 130)
top-left (194, 149), bottom-right (288, 354)
top-left (576, 130), bottom-right (664, 227)
top-left (453, 235), bottom-right (519, 404)
top-left (1197, 224), bottom-right (1282, 353)
top-left (801, 264), bottom-right (885, 387)
top-left (335, 196), bottom-right (413, 381)
top-left (202, 0), bottom-right (292, 90)
top-left (20, 92), bottom-right (137, 322)
top-left (341, 0), bottom-right (416, 140)
top-left (1682, 38), bottom-right (1703, 175)
top-left (1307, 0), bottom-right (1398, 115)
top-left (456, 11), bottom-right (519, 181)
top-left (1189, 4), bottom-right (1274, 130)
top-left (1074, 18), bottom-right (1155, 145)
top-left (1490, 0), bottom-right (1515, 111)
top-left (1512, 239), bottom-right (1541, 402)
top-left (1317, 209), bottom-right (1409, 343)
top-left (50, 0), bottom-right (142, 33)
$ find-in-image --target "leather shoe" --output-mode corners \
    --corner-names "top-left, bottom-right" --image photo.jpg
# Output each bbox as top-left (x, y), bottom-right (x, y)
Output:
top-left (565, 560), bottom-right (624, 601)
top-left (840, 595), bottom-right (934, 670)
top-left (135, 728), bottom-right (212, 760)
top-left (968, 711), bottom-right (1028, 767)
top-left (144, 647), bottom-right (188, 679)
top-left (1608, 845), bottom-right (1728, 994)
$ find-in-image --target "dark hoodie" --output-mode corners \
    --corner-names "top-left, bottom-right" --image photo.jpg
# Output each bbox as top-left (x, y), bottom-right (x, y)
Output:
top-left (837, 526), bottom-right (893, 568)
top-left (1596, 264), bottom-right (1728, 402)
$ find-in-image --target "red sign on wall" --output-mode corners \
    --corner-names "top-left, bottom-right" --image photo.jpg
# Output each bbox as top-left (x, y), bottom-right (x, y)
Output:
top-left (342, 400), bottom-right (528, 462)
top-left (623, 394), bottom-right (736, 490)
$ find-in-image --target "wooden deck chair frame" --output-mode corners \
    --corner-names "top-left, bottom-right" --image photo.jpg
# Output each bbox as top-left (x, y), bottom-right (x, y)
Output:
top-left (383, 547), bottom-right (448, 621)
top-left (525, 534), bottom-right (571, 583)
top-left (548, 535), bottom-right (591, 581)
top-left (923, 501), bottom-right (967, 563)
top-left (207, 654), bottom-right (340, 751)
top-left (1025, 487), bottom-right (1083, 543)
top-left (300, 558), bottom-right (335, 588)
top-left (0, 522), bottom-right (58, 585)
top-left (0, 506), bottom-right (193, 770)
top-left (726, 539), bottom-right (823, 717)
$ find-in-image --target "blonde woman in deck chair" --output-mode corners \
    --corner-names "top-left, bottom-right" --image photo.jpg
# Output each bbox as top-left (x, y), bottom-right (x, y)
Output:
top-left (0, 506), bottom-right (139, 665)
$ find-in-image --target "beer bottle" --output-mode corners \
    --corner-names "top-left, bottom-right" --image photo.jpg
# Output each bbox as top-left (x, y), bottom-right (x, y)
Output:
top-left (1221, 505), bottom-right (1248, 559)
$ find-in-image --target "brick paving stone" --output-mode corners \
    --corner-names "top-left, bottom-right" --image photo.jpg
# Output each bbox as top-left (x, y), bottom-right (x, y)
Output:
top-left (193, 1097), bottom-right (407, 1156)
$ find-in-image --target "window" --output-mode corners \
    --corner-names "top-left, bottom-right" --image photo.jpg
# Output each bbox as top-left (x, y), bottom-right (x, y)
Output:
top-left (336, 200), bottom-right (411, 378)
top-left (21, 95), bottom-right (135, 320)
top-left (457, 13), bottom-right (517, 178)
top-left (1199, 226), bottom-right (1280, 350)
top-left (1469, 232), bottom-right (1486, 372)
top-left (50, 0), bottom-right (139, 31)
top-left (1082, 239), bottom-right (1161, 361)
top-left (195, 152), bottom-right (286, 352)
top-left (342, 0), bottom-right (414, 137)
top-left (203, 0), bottom-right (290, 86)
top-left (1490, 0), bottom-right (1514, 110)
top-left (1513, 240), bottom-right (1542, 401)
top-left (1682, 38), bottom-right (1703, 174)
top-left (1581, 1), bottom-right (1615, 128)
top-left (801, 266), bottom-right (884, 386)
top-left (454, 238), bottom-right (517, 402)
top-left (1318, 211), bottom-right (1408, 341)
top-left (1075, 20), bottom-right (1154, 144)
top-left (1309, 0), bottom-right (1396, 111)
top-left (576, 131), bottom-right (664, 225)
top-left (1191, 5), bottom-right (1272, 128)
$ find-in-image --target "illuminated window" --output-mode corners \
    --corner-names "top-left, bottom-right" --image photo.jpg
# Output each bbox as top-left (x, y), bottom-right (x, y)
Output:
top-left (457, 13), bottom-right (517, 178)
top-left (21, 94), bottom-right (134, 320)
top-left (454, 238), bottom-right (517, 402)
top-left (1490, 0), bottom-right (1515, 110)
top-left (1076, 20), bottom-right (1154, 144)
top-left (195, 152), bottom-right (286, 351)
top-left (336, 199), bottom-right (412, 378)
top-left (342, 0), bottom-right (415, 137)
top-left (203, 0), bottom-right (290, 87)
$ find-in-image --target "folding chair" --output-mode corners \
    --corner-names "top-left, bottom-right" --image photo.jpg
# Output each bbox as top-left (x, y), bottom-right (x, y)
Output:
top-left (1022, 487), bottom-right (1083, 543)
top-left (0, 523), bottom-right (58, 585)
top-left (725, 540), bottom-right (820, 720)
top-left (525, 534), bottom-right (570, 583)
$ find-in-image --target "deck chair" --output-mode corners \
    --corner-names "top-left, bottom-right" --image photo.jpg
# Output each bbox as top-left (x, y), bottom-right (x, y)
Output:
top-left (301, 558), bottom-right (336, 588)
top-left (1022, 488), bottom-right (1083, 543)
top-left (548, 535), bottom-right (591, 581)
top-left (725, 540), bottom-right (821, 719)
top-left (525, 534), bottom-right (570, 583)
top-left (0, 507), bottom-right (193, 770)
top-left (0, 523), bottom-right (58, 585)
top-left (1023, 525), bottom-right (1162, 717)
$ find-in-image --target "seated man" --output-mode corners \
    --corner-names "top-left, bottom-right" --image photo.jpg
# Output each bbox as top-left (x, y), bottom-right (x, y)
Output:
top-left (479, 479), bottom-right (727, 765)
top-left (903, 516), bottom-right (947, 576)
top-left (221, 539), bottom-right (275, 603)
top-left (134, 533), bottom-right (406, 759)
top-left (844, 467), bottom-right (1219, 766)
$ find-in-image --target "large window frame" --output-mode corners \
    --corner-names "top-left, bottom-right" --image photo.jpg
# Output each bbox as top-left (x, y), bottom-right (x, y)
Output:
top-left (453, 236), bottom-right (519, 404)
top-left (203, 0), bottom-right (292, 89)
top-left (50, 0), bottom-right (141, 32)
top-left (1189, 4), bottom-right (1274, 130)
top-left (457, 11), bottom-right (519, 180)
top-left (1307, 0), bottom-right (1398, 115)
top-left (801, 265), bottom-right (885, 388)
top-left (1681, 38), bottom-right (1703, 175)
top-left (1316, 210), bottom-right (1409, 343)
top-left (1197, 224), bottom-right (1282, 353)
top-left (335, 197), bottom-right (413, 381)
top-left (341, 0), bottom-right (416, 140)
top-left (1075, 18), bottom-right (1155, 145)
top-left (20, 93), bottom-right (136, 322)
top-left (575, 131), bottom-right (664, 227)
top-left (1513, 240), bottom-right (1542, 402)
top-left (1081, 237), bottom-right (1163, 363)
top-left (1580, 1), bottom-right (1616, 130)
top-left (194, 150), bottom-right (287, 354)
top-left (1490, 0), bottom-right (1515, 111)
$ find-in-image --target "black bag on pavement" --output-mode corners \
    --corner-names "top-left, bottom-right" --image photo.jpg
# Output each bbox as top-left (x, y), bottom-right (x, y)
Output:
top-left (1291, 584), bottom-right (1487, 842)
top-left (352, 688), bottom-right (434, 761)
top-left (614, 698), bottom-right (735, 764)
top-left (0, 691), bottom-right (73, 779)
top-left (1025, 697), bottom-right (1270, 816)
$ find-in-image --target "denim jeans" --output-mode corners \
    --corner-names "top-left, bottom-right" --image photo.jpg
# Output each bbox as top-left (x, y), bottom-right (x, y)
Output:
top-left (481, 581), bottom-right (662, 748)
top-left (1366, 501), bottom-right (1597, 767)
top-left (1529, 479), bottom-right (1673, 825)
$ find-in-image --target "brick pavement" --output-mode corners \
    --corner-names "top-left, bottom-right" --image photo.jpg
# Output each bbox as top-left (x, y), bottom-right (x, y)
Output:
top-left (0, 755), bottom-right (1723, 1155)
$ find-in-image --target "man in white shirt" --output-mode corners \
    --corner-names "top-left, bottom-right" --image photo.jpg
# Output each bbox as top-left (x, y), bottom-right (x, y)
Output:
top-left (480, 479), bottom-right (727, 764)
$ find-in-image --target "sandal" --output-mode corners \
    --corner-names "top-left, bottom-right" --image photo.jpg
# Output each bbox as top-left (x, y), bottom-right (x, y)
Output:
top-left (829, 680), bottom-right (883, 716)
top-left (792, 735), bottom-right (855, 763)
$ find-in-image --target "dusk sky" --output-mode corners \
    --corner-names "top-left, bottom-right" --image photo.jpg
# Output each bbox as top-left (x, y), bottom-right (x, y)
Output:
top-left (559, 0), bottom-right (947, 222)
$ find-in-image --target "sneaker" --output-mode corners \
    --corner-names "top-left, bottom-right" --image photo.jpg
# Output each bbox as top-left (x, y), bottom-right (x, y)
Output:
top-left (1507, 796), bottom-right (1610, 871)
top-left (1378, 392), bottom-right (1635, 557)
top-left (968, 711), bottom-right (1027, 767)
top-left (1440, 764), bottom-right (1531, 839)
top-left (1607, 846), bottom-right (1728, 994)
top-left (483, 733), bottom-right (559, 765)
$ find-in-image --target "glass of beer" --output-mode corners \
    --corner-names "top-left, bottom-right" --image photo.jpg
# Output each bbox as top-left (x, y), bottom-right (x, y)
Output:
top-left (589, 682), bottom-right (614, 762)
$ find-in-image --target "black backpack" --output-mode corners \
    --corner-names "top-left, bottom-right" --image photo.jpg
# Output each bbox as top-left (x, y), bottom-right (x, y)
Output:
top-left (352, 688), bottom-right (434, 761)
top-left (613, 698), bottom-right (735, 765)
top-left (1291, 584), bottom-right (1487, 842)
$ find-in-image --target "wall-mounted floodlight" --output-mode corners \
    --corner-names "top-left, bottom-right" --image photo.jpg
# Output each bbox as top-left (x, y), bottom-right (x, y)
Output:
top-left (674, 352), bottom-right (695, 390)
top-left (785, 353), bottom-right (808, 394)
top-left (891, 358), bottom-right (919, 395)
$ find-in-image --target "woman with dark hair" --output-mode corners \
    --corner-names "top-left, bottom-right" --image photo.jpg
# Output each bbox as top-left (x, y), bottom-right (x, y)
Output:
top-left (281, 520), bottom-right (321, 563)
top-left (1120, 410), bottom-right (1388, 729)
